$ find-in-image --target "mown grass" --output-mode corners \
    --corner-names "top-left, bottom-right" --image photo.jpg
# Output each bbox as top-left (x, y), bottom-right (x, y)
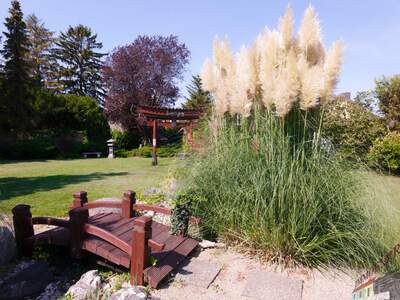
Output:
top-left (0, 157), bottom-right (177, 216)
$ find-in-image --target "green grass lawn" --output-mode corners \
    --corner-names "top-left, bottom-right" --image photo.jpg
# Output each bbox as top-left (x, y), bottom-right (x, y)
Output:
top-left (0, 157), bottom-right (178, 216)
top-left (0, 157), bottom-right (399, 221)
top-left (366, 172), bottom-right (400, 209)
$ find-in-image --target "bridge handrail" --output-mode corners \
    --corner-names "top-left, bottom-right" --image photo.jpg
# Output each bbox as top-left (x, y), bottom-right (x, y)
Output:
top-left (83, 200), bottom-right (122, 210)
top-left (83, 223), bottom-right (132, 254)
top-left (72, 190), bottom-right (136, 219)
top-left (32, 217), bottom-right (69, 228)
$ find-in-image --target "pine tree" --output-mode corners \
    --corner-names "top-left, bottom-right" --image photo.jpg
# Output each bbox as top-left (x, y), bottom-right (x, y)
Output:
top-left (182, 75), bottom-right (212, 110)
top-left (25, 14), bottom-right (54, 87)
top-left (51, 25), bottom-right (105, 105)
top-left (0, 0), bottom-right (32, 131)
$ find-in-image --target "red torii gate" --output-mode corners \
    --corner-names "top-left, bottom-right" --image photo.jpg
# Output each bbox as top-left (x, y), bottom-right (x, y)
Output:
top-left (137, 106), bottom-right (202, 166)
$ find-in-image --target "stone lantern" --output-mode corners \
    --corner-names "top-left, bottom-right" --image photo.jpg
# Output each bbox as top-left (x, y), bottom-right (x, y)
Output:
top-left (107, 139), bottom-right (115, 159)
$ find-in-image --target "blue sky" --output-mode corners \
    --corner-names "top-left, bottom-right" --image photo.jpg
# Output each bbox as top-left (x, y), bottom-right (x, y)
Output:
top-left (1, 0), bottom-right (400, 105)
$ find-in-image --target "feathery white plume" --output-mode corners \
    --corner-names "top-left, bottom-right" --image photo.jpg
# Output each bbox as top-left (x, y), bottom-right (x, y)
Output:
top-left (200, 58), bottom-right (217, 92)
top-left (214, 81), bottom-right (229, 116)
top-left (298, 58), bottom-right (324, 110)
top-left (298, 5), bottom-right (324, 65)
top-left (259, 29), bottom-right (280, 108)
top-left (298, 5), bottom-right (322, 50)
top-left (322, 40), bottom-right (343, 102)
top-left (230, 46), bottom-right (256, 117)
top-left (279, 5), bottom-right (294, 50)
top-left (212, 37), bottom-right (235, 78)
top-left (273, 50), bottom-right (300, 116)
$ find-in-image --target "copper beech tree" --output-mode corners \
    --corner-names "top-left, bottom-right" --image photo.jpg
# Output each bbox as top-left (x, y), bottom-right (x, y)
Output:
top-left (103, 35), bottom-right (190, 129)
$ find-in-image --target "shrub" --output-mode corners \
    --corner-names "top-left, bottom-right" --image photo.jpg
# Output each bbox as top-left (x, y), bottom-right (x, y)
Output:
top-left (136, 143), bottom-right (182, 158)
top-left (114, 149), bottom-right (137, 158)
top-left (368, 132), bottom-right (400, 174)
top-left (0, 132), bottom-right (58, 159)
top-left (112, 129), bottom-right (141, 151)
top-left (323, 97), bottom-right (386, 161)
top-left (113, 143), bottom-right (182, 158)
top-left (0, 93), bottom-right (111, 159)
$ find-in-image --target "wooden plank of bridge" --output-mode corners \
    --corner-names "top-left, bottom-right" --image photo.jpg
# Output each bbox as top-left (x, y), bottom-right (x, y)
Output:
top-left (13, 200), bottom-right (199, 289)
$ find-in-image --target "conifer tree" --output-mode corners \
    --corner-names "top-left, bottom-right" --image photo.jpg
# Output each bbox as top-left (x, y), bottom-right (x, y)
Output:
top-left (51, 25), bottom-right (105, 105)
top-left (25, 14), bottom-right (54, 87)
top-left (0, 0), bottom-right (32, 131)
top-left (182, 75), bottom-right (212, 110)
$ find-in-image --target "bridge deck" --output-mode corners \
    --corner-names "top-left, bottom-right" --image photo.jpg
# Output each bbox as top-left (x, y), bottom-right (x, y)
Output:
top-left (30, 212), bottom-right (198, 287)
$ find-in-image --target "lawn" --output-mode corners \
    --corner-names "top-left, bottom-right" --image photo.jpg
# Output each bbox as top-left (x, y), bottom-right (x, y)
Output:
top-left (0, 157), bottom-right (178, 216)
top-left (0, 157), bottom-right (399, 221)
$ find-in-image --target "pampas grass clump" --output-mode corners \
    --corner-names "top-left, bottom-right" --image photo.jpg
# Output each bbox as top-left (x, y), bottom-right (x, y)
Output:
top-left (183, 5), bottom-right (394, 270)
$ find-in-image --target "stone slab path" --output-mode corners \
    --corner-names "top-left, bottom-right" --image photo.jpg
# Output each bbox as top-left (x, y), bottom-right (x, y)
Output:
top-left (151, 247), bottom-right (356, 300)
top-left (242, 270), bottom-right (303, 300)
top-left (174, 259), bottom-right (222, 289)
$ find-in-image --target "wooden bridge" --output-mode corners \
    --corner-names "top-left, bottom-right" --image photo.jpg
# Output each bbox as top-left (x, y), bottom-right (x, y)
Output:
top-left (12, 191), bottom-right (199, 288)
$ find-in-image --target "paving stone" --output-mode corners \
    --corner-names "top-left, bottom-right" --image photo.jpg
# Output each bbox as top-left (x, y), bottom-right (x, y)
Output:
top-left (174, 259), bottom-right (222, 289)
top-left (242, 270), bottom-right (303, 300)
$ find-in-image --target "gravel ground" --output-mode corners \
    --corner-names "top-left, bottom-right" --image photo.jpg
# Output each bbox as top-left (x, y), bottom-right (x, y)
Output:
top-left (151, 247), bottom-right (356, 300)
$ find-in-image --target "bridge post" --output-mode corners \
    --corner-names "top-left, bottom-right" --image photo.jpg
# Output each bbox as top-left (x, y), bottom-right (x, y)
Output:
top-left (131, 216), bottom-right (152, 286)
top-left (12, 204), bottom-right (34, 258)
top-left (69, 207), bottom-right (88, 259)
top-left (72, 191), bottom-right (88, 208)
top-left (122, 191), bottom-right (136, 218)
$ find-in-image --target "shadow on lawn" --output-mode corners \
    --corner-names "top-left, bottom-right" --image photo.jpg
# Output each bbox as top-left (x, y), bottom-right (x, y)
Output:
top-left (0, 172), bottom-right (129, 201)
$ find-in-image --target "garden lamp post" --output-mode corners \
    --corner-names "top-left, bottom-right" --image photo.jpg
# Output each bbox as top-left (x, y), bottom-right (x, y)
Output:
top-left (107, 139), bottom-right (115, 159)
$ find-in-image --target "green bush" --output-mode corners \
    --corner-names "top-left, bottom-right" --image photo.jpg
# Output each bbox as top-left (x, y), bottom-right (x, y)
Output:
top-left (323, 97), bottom-right (386, 161)
top-left (114, 149), bottom-right (137, 158)
top-left (181, 106), bottom-right (392, 270)
top-left (0, 92), bottom-right (111, 159)
top-left (0, 132), bottom-right (58, 159)
top-left (112, 130), bottom-right (141, 151)
top-left (113, 143), bottom-right (182, 158)
top-left (135, 143), bottom-right (182, 158)
top-left (368, 132), bottom-right (400, 174)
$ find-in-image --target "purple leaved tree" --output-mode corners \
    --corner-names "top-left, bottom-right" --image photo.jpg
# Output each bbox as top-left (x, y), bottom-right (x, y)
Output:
top-left (103, 35), bottom-right (190, 129)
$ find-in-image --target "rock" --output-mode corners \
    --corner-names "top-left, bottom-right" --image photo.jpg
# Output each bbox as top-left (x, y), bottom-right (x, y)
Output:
top-left (0, 214), bottom-right (16, 266)
top-left (66, 270), bottom-right (102, 300)
top-left (142, 187), bottom-right (162, 197)
top-left (89, 198), bottom-right (121, 216)
top-left (144, 211), bottom-right (155, 218)
top-left (0, 260), bottom-right (54, 299)
top-left (175, 259), bottom-right (222, 289)
top-left (110, 285), bottom-right (148, 300)
top-left (199, 239), bottom-right (225, 249)
top-left (36, 281), bottom-right (63, 300)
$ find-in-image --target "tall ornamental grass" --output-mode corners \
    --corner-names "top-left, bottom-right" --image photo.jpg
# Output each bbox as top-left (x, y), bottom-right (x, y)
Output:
top-left (182, 5), bottom-right (395, 269)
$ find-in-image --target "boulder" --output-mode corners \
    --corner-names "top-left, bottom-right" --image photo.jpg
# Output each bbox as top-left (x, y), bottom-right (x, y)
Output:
top-left (0, 214), bottom-right (16, 266)
top-left (110, 283), bottom-right (148, 300)
top-left (36, 281), bottom-right (63, 300)
top-left (0, 261), bottom-right (54, 299)
top-left (142, 187), bottom-right (163, 197)
top-left (199, 239), bottom-right (225, 249)
top-left (66, 270), bottom-right (102, 300)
